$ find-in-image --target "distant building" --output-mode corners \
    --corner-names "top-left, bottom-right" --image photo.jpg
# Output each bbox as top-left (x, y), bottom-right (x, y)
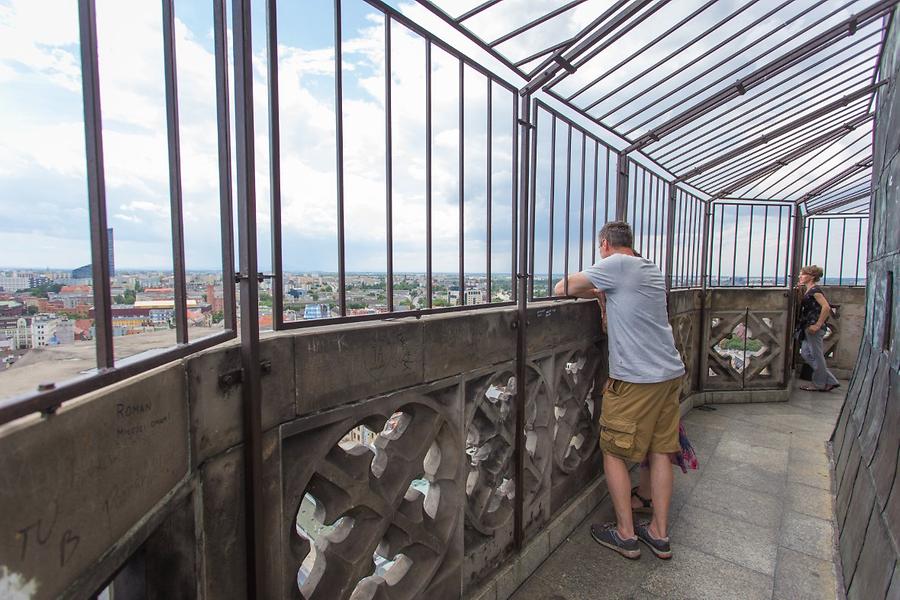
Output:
top-left (0, 316), bottom-right (32, 350)
top-left (465, 289), bottom-right (484, 305)
top-left (303, 304), bottom-right (331, 320)
top-left (29, 275), bottom-right (51, 288)
top-left (70, 227), bottom-right (115, 280)
top-left (0, 273), bottom-right (30, 292)
top-left (30, 314), bottom-right (74, 347)
top-left (0, 301), bottom-right (24, 317)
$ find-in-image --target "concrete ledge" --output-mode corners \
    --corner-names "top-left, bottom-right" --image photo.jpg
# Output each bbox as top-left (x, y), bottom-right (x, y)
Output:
top-left (465, 474), bottom-right (610, 600)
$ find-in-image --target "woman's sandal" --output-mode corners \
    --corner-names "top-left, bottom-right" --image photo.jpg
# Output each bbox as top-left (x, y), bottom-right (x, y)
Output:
top-left (631, 486), bottom-right (653, 514)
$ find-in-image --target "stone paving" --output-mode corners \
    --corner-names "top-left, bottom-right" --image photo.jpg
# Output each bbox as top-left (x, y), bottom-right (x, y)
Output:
top-left (510, 384), bottom-right (846, 600)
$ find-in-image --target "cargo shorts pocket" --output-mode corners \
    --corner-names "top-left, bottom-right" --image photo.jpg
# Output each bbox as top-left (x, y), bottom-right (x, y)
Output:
top-left (599, 415), bottom-right (637, 451)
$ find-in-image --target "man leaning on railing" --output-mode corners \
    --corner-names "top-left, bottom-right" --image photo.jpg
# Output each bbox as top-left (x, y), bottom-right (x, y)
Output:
top-left (554, 221), bottom-right (685, 562)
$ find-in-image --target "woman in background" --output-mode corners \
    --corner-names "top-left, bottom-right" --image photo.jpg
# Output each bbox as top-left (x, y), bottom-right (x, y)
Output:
top-left (796, 265), bottom-right (840, 392)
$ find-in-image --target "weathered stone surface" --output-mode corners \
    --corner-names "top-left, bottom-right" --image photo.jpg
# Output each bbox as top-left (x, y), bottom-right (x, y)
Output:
top-left (0, 363), bottom-right (188, 600)
top-left (870, 368), bottom-right (900, 507)
top-left (819, 287), bottom-right (865, 374)
top-left (641, 544), bottom-right (773, 600)
top-left (689, 477), bottom-right (781, 529)
top-left (279, 378), bottom-right (464, 600)
top-left (839, 463), bottom-right (876, 585)
top-left (672, 504), bottom-right (778, 575)
top-left (187, 334), bottom-right (295, 464)
top-left (296, 320), bottom-right (424, 413)
top-left (423, 308), bottom-right (514, 382)
top-left (780, 511), bottom-right (835, 563)
top-left (525, 300), bottom-right (602, 356)
top-left (199, 443), bottom-right (247, 600)
top-left (846, 509), bottom-right (895, 600)
top-left (773, 547), bottom-right (838, 600)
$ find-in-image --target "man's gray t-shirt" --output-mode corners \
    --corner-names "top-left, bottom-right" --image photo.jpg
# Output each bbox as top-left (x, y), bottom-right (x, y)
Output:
top-left (582, 254), bottom-right (685, 384)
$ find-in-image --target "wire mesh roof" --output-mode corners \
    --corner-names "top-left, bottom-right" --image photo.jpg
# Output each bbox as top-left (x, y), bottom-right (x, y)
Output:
top-left (416, 0), bottom-right (897, 215)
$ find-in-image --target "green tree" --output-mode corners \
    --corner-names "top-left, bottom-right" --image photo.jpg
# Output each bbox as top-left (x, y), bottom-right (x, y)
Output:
top-left (433, 298), bottom-right (450, 307)
top-left (212, 310), bottom-right (225, 324)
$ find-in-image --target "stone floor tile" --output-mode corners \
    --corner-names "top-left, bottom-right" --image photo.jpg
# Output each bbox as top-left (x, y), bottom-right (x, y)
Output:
top-left (640, 544), bottom-right (773, 600)
top-left (786, 482), bottom-right (835, 521)
top-left (773, 547), bottom-right (839, 600)
top-left (703, 454), bottom-right (788, 498)
top-left (517, 530), bottom-right (661, 600)
top-left (718, 424), bottom-right (793, 450)
top-left (780, 511), bottom-right (836, 561)
top-left (670, 504), bottom-right (778, 575)
top-left (687, 476), bottom-right (782, 529)
top-left (790, 446), bottom-right (830, 471)
top-left (789, 432), bottom-right (829, 454)
top-left (712, 438), bottom-right (789, 474)
top-left (787, 455), bottom-right (832, 490)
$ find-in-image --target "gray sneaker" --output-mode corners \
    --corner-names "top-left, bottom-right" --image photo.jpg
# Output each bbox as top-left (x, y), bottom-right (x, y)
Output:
top-left (590, 523), bottom-right (640, 559)
top-left (635, 521), bottom-right (672, 559)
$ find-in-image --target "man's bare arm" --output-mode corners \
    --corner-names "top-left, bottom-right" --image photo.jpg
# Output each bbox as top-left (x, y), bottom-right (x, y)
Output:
top-left (553, 273), bottom-right (596, 298)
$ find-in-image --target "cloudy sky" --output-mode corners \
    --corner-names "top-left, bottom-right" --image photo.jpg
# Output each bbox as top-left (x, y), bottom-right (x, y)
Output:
top-left (0, 0), bottom-right (873, 281)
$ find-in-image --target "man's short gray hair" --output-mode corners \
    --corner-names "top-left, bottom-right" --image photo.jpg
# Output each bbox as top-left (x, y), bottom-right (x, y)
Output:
top-left (598, 221), bottom-right (633, 249)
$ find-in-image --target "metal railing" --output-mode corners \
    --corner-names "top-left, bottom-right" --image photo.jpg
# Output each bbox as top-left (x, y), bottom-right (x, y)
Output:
top-left (624, 158), bottom-right (671, 268)
top-left (707, 200), bottom-right (795, 288)
top-left (803, 215), bottom-right (869, 286)
top-left (529, 101), bottom-right (617, 299)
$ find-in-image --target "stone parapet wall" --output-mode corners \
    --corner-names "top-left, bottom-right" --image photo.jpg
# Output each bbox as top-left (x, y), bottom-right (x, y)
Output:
top-left (0, 301), bottom-right (608, 600)
top-left (831, 7), bottom-right (900, 599)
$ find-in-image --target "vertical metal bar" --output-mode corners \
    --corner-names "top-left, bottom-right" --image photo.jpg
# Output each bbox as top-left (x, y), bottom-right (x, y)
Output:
top-left (698, 198), bottom-right (711, 392)
top-left (78, 0), bottom-right (113, 369)
top-left (548, 115), bottom-right (557, 295)
top-left (745, 206), bottom-right (754, 287)
top-left (232, 0), bottom-right (265, 595)
top-left (591, 140), bottom-right (599, 265)
top-left (425, 41), bottom-right (433, 308)
top-left (774, 205), bottom-right (783, 286)
top-left (578, 132), bottom-right (587, 272)
top-left (716, 204), bottom-right (724, 286)
top-left (760, 206), bottom-right (768, 286)
top-left (604, 146), bottom-right (611, 226)
top-left (511, 89), bottom-right (519, 303)
top-left (266, 0), bottom-right (284, 329)
top-left (578, 132), bottom-right (586, 272)
top-left (672, 192), bottom-right (688, 280)
top-left (664, 184), bottom-right (677, 289)
top-left (385, 16), bottom-right (394, 312)
top-left (615, 152), bottom-right (628, 220)
top-left (528, 101), bottom-right (538, 299)
top-left (741, 306), bottom-right (749, 389)
top-left (731, 206), bottom-right (739, 286)
top-left (486, 78), bottom-right (492, 304)
top-left (335, 0), bottom-right (347, 316)
top-left (213, 0), bottom-right (236, 331)
top-left (514, 93), bottom-right (532, 552)
top-left (459, 60), bottom-right (465, 303)
top-left (162, 0), bottom-right (188, 344)
top-left (639, 168), bottom-right (646, 255)
top-left (823, 219), bottom-right (831, 282)
top-left (839, 217), bottom-right (846, 286)
top-left (855, 217), bottom-right (862, 285)
top-left (658, 179), bottom-right (666, 264)
top-left (701, 202), bottom-right (712, 289)
top-left (563, 125), bottom-right (571, 295)
top-left (786, 204), bottom-right (805, 379)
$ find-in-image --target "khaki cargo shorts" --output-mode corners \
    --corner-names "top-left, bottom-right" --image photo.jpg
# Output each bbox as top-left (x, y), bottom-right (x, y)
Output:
top-left (599, 376), bottom-right (682, 463)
